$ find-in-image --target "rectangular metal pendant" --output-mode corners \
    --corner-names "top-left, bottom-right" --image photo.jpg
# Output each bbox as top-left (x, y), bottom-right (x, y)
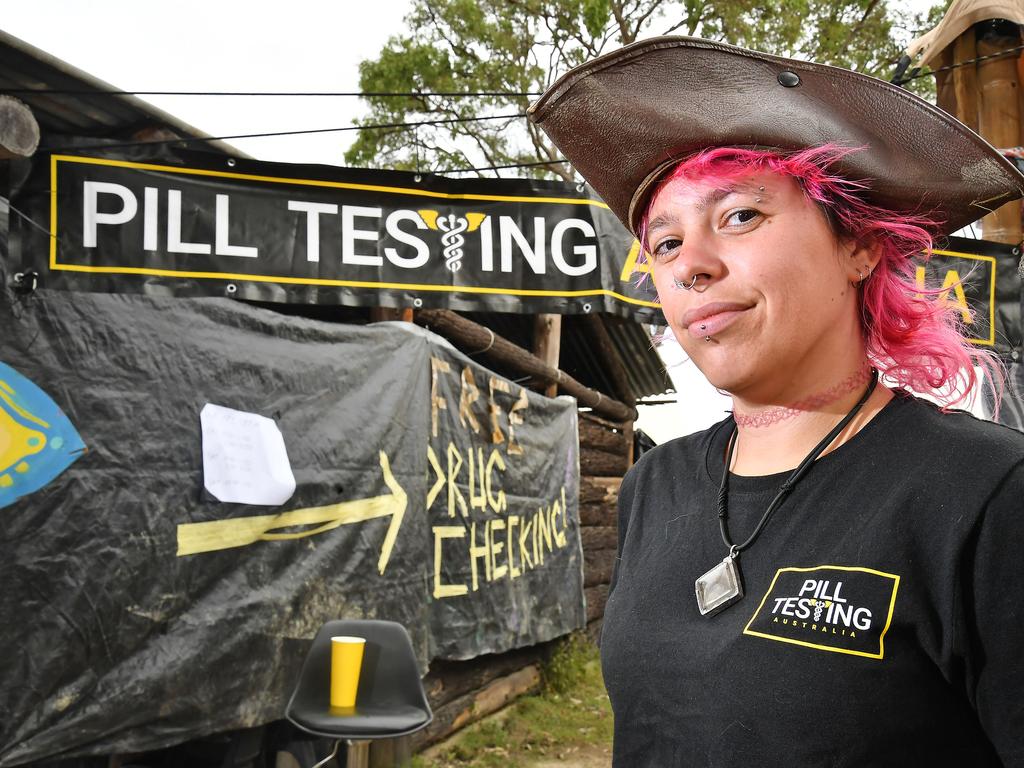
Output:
top-left (695, 555), bottom-right (744, 617)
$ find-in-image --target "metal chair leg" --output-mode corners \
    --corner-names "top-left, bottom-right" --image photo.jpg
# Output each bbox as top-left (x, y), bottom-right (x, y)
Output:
top-left (310, 739), bottom-right (340, 768)
top-left (346, 739), bottom-right (371, 768)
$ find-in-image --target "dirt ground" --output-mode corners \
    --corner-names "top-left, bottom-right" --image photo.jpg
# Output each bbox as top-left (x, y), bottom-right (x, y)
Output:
top-left (525, 742), bottom-right (612, 768)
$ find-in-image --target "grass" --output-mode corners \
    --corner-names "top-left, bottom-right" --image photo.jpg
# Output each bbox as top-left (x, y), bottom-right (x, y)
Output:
top-left (412, 633), bottom-right (613, 768)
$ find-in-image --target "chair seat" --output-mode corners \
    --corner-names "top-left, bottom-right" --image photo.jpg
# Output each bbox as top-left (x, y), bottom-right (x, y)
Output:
top-left (289, 703), bottom-right (431, 741)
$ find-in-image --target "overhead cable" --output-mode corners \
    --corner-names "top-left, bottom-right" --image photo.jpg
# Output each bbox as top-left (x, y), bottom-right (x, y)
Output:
top-left (438, 158), bottom-right (571, 173)
top-left (5, 88), bottom-right (541, 98)
top-left (41, 112), bottom-right (528, 153)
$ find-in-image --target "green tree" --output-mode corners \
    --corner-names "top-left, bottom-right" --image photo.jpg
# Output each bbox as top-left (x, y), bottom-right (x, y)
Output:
top-left (346, 0), bottom-right (947, 179)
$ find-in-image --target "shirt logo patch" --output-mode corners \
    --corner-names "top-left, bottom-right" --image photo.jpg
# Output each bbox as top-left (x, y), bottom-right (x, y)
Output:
top-left (743, 565), bottom-right (900, 659)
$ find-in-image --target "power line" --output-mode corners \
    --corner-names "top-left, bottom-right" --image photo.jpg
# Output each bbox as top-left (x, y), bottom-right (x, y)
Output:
top-left (4, 88), bottom-right (541, 98)
top-left (41, 112), bottom-right (528, 153)
top-left (438, 158), bottom-right (571, 174)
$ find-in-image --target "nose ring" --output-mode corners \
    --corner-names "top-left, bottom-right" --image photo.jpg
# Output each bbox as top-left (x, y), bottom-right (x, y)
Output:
top-left (673, 275), bottom-right (698, 290)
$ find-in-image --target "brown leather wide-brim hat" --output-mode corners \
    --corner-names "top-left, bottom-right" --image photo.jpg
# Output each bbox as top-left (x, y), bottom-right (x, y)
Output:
top-left (527, 36), bottom-right (1024, 237)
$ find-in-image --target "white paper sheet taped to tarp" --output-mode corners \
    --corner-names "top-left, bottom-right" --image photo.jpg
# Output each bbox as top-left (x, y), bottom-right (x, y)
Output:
top-left (200, 403), bottom-right (296, 506)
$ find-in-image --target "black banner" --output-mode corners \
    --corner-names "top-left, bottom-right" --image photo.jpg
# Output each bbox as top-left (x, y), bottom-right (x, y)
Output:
top-left (923, 235), bottom-right (1011, 349)
top-left (9, 146), bottom-right (660, 321)
top-left (0, 289), bottom-right (583, 766)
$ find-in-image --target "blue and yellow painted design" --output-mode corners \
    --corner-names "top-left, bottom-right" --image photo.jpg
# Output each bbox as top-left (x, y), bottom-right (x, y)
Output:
top-left (0, 362), bottom-right (86, 509)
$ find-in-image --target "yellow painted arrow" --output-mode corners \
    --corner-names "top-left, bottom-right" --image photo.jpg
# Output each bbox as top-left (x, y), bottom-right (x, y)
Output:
top-left (176, 451), bottom-right (407, 574)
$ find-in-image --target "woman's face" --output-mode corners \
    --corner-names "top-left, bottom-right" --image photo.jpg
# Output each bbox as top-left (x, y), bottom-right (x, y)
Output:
top-left (647, 170), bottom-right (868, 402)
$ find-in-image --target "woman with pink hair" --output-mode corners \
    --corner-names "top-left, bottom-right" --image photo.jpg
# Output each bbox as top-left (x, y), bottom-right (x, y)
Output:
top-left (530, 38), bottom-right (1024, 766)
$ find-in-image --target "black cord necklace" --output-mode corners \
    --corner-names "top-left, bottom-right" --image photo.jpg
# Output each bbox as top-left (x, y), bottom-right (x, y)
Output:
top-left (695, 370), bottom-right (879, 617)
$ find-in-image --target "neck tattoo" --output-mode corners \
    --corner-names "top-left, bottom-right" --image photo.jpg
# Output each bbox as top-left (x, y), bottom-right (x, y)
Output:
top-left (733, 366), bottom-right (872, 429)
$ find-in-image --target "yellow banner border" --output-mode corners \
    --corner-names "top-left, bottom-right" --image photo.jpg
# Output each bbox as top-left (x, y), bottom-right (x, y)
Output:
top-left (742, 564), bottom-right (901, 661)
top-left (48, 154), bottom-right (660, 309)
top-left (929, 248), bottom-right (997, 347)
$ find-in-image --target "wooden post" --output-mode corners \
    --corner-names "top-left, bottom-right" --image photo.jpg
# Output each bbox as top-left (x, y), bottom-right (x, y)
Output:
top-left (532, 314), bottom-right (561, 397)
top-left (977, 20), bottom-right (1023, 244)
top-left (952, 32), bottom-right (980, 133)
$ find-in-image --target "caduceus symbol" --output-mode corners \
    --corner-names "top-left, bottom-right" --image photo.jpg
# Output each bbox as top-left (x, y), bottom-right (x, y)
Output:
top-left (437, 214), bottom-right (469, 271)
top-left (418, 210), bottom-right (488, 272)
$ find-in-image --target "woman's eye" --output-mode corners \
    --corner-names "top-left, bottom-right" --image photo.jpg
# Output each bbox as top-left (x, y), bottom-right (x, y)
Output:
top-left (652, 238), bottom-right (681, 259)
top-left (724, 208), bottom-right (761, 227)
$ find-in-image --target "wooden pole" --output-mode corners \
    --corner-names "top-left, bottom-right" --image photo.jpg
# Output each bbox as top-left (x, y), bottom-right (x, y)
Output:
top-left (977, 20), bottom-right (1023, 244)
top-left (415, 309), bottom-right (637, 422)
top-left (532, 313), bottom-right (561, 398)
top-left (952, 32), bottom-right (980, 133)
top-left (933, 44), bottom-right (958, 120)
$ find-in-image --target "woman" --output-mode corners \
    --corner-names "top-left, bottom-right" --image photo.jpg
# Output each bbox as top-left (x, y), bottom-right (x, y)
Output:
top-left (529, 38), bottom-right (1024, 766)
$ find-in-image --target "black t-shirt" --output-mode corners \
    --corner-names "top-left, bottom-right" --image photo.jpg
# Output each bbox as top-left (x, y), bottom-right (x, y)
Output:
top-left (601, 394), bottom-right (1024, 767)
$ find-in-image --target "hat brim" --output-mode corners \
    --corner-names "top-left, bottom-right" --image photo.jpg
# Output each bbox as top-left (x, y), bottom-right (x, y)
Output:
top-left (527, 36), bottom-right (1024, 237)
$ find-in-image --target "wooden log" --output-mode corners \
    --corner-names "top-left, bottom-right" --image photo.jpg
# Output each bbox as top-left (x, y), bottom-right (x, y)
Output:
top-left (579, 476), bottom-right (622, 505)
top-left (579, 500), bottom-right (617, 527)
top-left (581, 526), bottom-right (618, 551)
top-left (1019, 52), bottom-right (1024, 150)
top-left (585, 584), bottom-right (611, 623)
top-left (952, 32), bottom-right (980, 132)
top-left (933, 43), bottom-right (957, 119)
top-left (624, 419), bottom-right (635, 467)
top-left (0, 96), bottom-right (40, 159)
top-left (581, 446), bottom-right (629, 477)
top-left (584, 548), bottom-right (616, 588)
top-left (423, 643), bottom-right (549, 709)
top-left (579, 418), bottom-right (629, 454)
top-left (412, 665), bottom-right (542, 750)
top-left (369, 736), bottom-right (412, 767)
top-left (415, 309), bottom-right (636, 422)
top-left (533, 314), bottom-right (562, 398)
top-left (581, 314), bottom-right (636, 404)
top-left (977, 23), bottom-right (1023, 244)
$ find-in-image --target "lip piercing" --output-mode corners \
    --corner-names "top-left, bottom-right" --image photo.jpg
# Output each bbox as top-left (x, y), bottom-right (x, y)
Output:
top-left (674, 275), bottom-right (698, 290)
top-left (704, 336), bottom-right (712, 342)
top-left (699, 323), bottom-right (707, 330)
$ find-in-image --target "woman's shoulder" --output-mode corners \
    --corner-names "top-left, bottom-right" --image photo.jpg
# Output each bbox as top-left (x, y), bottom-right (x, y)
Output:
top-left (880, 391), bottom-right (1024, 469)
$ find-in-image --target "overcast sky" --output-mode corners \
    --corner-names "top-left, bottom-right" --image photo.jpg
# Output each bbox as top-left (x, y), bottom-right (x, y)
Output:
top-left (4, 0), bottom-right (941, 168)
top-left (2, 0), bottom-right (415, 164)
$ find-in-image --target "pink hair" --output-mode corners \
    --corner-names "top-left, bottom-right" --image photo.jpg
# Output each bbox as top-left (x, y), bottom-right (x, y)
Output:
top-left (639, 145), bottom-right (1001, 408)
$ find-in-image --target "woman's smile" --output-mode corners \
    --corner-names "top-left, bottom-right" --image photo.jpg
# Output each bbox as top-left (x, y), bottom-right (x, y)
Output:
top-left (681, 301), bottom-right (752, 338)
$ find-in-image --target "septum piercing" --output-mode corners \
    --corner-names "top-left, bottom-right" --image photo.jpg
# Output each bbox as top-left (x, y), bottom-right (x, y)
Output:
top-left (674, 275), bottom-right (698, 290)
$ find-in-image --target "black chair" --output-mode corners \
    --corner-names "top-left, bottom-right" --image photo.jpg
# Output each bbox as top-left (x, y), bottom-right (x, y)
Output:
top-left (285, 620), bottom-right (432, 768)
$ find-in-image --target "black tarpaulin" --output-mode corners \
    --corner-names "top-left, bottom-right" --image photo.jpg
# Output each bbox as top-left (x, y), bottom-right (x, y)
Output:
top-left (0, 288), bottom-right (582, 766)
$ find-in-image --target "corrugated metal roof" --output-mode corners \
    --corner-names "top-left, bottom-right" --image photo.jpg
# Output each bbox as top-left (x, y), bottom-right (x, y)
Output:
top-left (0, 29), bottom-right (241, 155)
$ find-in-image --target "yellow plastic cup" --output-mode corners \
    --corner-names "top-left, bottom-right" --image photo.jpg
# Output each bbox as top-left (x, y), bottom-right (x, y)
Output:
top-left (330, 636), bottom-right (366, 709)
